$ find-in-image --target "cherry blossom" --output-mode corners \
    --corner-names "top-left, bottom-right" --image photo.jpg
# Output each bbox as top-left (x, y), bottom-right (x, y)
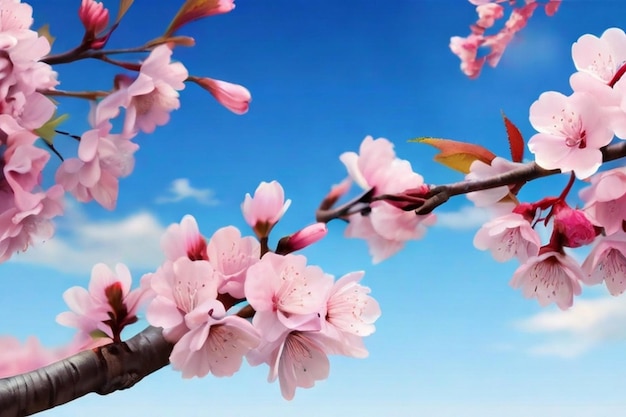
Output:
top-left (510, 251), bottom-right (583, 310)
top-left (528, 91), bottom-right (613, 179)
top-left (57, 263), bottom-right (149, 342)
top-left (169, 299), bottom-right (260, 378)
top-left (146, 257), bottom-right (221, 342)
top-left (206, 226), bottom-right (260, 299)
top-left (581, 231), bottom-right (626, 295)
top-left (245, 252), bottom-right (332, 341)
top-left (322, 271), bottom-right (380, 358)
top-left (579, 167), bottom-right (626, 235)
top-left (340, 136), bottom-right (434, 263)
top-left (474, 212), bottom-right (541, 262)
top-left (241, 180), bottom-right (291, 239)
top-left (160, 214), bottom-right (208, 261)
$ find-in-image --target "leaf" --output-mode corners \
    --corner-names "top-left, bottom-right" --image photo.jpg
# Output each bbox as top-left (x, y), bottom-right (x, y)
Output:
top-left (502, 112), bottom-right (524, 163)
top-left (164, 0), bottom-right (234, 37)
top-left (35, 113), bottom-right (70, 145)
top-left (411, 137), bottom-right (496, 174)
top-left (37, 24), bottom-right (55, 47)
top-left (115, 0), bottom-right (135, 24)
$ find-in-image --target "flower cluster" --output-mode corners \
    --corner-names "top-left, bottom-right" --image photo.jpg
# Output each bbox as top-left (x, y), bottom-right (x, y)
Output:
top-left (459, 27), bottom-right (626, 310)
top-left (0, 0), bottom-right (251, 264)
top-left (337, 136), bottom-right (435, 263)
top-left (451, 0), bottom-right (561, 78)
top-left (143, 183), bottom-right (380, 398)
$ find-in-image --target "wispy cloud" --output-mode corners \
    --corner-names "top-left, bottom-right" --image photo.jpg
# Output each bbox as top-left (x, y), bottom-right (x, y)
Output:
top-left (435, 205), bottom-right (491, 230)
top-left (155, 178), bottom-right (219, 206)
top-left (10, 203), bottom-right (166, 275)
top-left (515, 296), bottom-right (626, 358)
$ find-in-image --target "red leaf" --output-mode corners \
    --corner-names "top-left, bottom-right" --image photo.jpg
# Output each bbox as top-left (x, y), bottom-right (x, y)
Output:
top-left (502, 112), bottom-right (524, 163)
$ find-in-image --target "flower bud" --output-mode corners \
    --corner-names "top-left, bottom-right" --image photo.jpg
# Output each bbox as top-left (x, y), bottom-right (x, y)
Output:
top-left (276, 223), bottom-right (328, 255)
top-left (79, 0), bottom-right (109, 38)
top-left (553, 203), bottom-right (597, 248)
top-left (241, 181), bottom-right (291, 239)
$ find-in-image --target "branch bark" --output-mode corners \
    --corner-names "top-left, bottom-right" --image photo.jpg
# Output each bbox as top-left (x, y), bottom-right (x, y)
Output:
top-left (0, 326), bottom-right (172, 417)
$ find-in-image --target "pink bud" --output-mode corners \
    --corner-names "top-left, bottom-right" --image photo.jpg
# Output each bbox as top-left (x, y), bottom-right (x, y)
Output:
top-left (79, 0), bottom-right (109, 37)
top-left (191, 77), bottom-right (251, 114)
top-left (276, 223), bottom-right (328, 254)
top-left (241, 181), bottom-right (291, 239)
top-left (553, 203), bottom-right (597, 248)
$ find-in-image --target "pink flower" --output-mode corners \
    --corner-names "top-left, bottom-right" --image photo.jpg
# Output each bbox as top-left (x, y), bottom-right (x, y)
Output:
top-left (0, 336), bottom-right (57, 378)
top-left (340, 136), bottom-right (434, 263)
top-left (322, 271), bottom-right (380, 358)
top-left (465, 157), bottom-right (524, 207)
top-left (449, 34), bottom-right (486, 79)
top-left (510, 251), bottom-right (583, 310)
top-left (160, 214), bottom-right (208, 261)
top-left (475, 3), bottom-right (504, 29)
top-left (544, 1), bottom-right (560, 16)
top-left (275, 222), bottom-right (327, 255)
top-left (206, 226), bottom-right (260, 299)
top-left (55, 123), bottom-right (138, 210)
top-left (57, 263), bottom-right (149, 342)
top-left (169, 299), bottom-right (260, 378)
top-left (191, 76), bottom-right (251, 114)
top-left (579, 167), bottom-right (626, 235)
top-left (528, 91), bottom-right (613, 179)
top-left (245, 253), bottom-right (333, 342)
top-left (474, 212), bottom-right (541, 262)
top-left (581, 231), bottom-right (626, 295)
top-left (146, 257), bottom-right (221, 342)
top-left (78, 0), bottom-right (109, 37)
top-left (99, 45), bottom-right (188, 134)
top-left (241, 180), bottom-right (291, 239)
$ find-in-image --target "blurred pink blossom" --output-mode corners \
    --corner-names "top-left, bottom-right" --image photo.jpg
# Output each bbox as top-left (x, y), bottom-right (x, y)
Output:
top-left (340, 136), bottom-right (434, 263)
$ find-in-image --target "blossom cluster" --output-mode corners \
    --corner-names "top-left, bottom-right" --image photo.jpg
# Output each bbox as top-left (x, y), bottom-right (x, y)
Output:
top-left (468, 27), bottom-right (626, 309)
top-left (0, 0), bottom-right (251, 264)
top-left (336, 136), bottom-right (435, 263)
top-left (451, 0), bottom-right (561, 78)
top-left (45, 181), bottom-right (380, 400)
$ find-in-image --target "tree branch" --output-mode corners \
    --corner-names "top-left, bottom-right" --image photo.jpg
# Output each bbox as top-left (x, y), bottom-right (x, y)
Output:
top-left (0, 326), bottom-right (172, 417)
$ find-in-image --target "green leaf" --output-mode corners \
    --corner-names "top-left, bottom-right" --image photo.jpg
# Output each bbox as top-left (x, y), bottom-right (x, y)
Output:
top-left (502, 112), bottom-right (525, 163)
top-left (35, 113), bottom-right (69, 145)
top-left (411, 137), bottom-right (496, 174)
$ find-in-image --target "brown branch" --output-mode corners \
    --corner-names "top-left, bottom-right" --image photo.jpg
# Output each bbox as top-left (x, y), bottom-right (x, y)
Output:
top-left (316, 141), bottom-right (626, 220)
top-left (0, 326), bottom-right (172, 417)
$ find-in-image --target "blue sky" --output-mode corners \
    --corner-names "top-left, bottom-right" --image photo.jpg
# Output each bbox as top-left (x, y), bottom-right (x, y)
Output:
top-left (4, 1), bottom-right (626, 416)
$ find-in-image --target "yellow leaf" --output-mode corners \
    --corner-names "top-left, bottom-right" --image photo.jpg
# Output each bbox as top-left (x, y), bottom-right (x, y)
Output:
top-left (411, 137), bottom-right (496, 174)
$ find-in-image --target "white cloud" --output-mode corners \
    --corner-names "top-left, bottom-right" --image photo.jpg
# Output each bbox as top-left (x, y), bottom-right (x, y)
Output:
top-left (435, 205), bottom-right (491, 230)
top-left (10, 204), bottom-right (166, 275)
top-left (155, 178), bottom-right (219, 206)
top-left (515, 296), bottom-right (626, 358)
